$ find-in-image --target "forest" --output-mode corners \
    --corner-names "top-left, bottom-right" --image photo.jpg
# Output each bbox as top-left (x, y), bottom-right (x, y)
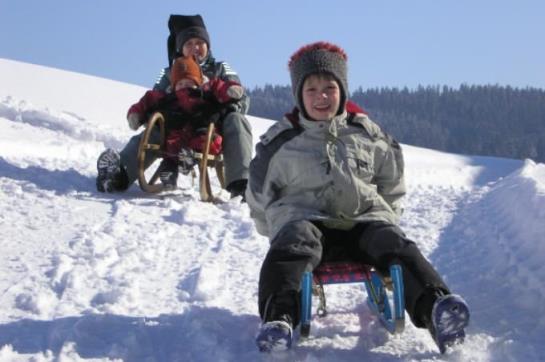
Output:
top-left (247, 84), bottom-right (545, 163)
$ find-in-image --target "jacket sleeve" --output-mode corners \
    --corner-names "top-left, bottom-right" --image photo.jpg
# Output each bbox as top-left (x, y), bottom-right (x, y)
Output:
top-left (246, 121), bottom-right (300, 237)
top-left (205, 78), bottom-right (244, 104)
top-left (246, 141), bottom-right (277, 236)
top-left (127, 90), bottom-right (167, 119)
top-left (373, 134), bottom-right (406, 217)
top-left (215, 62), bottom-right (250, 115)
top-left (152, 67), bottom-right (171, 92)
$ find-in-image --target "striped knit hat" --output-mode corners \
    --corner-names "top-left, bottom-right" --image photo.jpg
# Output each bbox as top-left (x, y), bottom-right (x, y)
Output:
top-left (288, 41), bottom-right (348, 115)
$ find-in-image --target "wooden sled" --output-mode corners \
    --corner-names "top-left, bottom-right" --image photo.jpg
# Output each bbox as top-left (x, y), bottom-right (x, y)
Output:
top-left (136, 112), bottom-right (225, 201)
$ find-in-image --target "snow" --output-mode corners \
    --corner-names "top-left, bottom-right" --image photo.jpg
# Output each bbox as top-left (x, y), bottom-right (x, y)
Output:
top-left (1, 57), bottom-right (544, 361)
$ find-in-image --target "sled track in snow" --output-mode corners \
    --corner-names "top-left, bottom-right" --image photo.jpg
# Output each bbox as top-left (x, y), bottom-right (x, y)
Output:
top-left (432, 168), bottom-right (545, 359)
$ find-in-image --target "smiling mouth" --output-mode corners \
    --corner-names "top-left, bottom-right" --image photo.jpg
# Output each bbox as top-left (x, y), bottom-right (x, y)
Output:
top-left (314, 104), bottom-right (330, 111)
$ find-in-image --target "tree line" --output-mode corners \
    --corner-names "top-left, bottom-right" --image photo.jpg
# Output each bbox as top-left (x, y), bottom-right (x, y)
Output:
top-left (246, 84), bottom-right (545, 163)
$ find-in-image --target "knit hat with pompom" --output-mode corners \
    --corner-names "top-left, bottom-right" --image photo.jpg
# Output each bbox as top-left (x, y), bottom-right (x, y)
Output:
top-left (288, 41), bottom-right (348, 115)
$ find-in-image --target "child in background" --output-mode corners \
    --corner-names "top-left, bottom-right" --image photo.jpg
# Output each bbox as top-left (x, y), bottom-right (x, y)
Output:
top-left (127, 55), bottom-right (243, 189)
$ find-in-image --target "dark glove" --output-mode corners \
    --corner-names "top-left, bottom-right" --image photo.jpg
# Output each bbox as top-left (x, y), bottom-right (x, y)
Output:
top-left (187, 87), bottom-right (204, 99)
top-left (201, 89), bottom-right (217, 102)
top-left (127, 113), bottom-right (142, 130)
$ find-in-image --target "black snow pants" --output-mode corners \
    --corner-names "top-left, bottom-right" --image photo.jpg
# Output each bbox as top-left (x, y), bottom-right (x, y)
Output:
top-left (258, 220), bottom-right (449, 328)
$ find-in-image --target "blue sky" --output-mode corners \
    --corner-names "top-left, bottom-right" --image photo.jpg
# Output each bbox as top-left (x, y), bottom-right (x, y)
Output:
top-left (1, 0), bottom-right (543, 91)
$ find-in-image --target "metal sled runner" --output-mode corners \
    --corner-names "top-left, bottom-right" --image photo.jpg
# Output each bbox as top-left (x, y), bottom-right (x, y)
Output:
top-left (300, 262), bottom-right (405, 337)
top-left (136, 112), bottom-right (225, 201)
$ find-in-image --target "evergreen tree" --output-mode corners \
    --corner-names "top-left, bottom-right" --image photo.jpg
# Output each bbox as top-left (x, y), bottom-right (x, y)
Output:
top-left (246, 84), bottom-right (545, 163)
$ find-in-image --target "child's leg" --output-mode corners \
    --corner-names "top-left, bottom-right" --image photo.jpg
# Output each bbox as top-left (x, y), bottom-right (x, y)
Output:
top-left (158, 157), bottom-right (179, 190)
top-left (350, 221), bottom-right (449, 327)
top-left (220, 112), bottom-right (252, 188)
top-left (258, 220), bottom-right (324, 327)
top-left (119, 128), bottom-right (161, 187)
top-left (165, 129), bottom-right (187, 158)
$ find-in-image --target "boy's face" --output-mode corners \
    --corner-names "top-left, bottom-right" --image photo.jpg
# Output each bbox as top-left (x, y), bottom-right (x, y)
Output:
top-left (301, 74), bottom-right (341, 121)
top-left (182, 37), bottom-right (208, 62)
top-left (175, 78), bottom-right (198, 91)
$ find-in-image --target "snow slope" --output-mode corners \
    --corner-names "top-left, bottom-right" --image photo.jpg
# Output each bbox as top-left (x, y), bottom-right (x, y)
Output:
top-left (1, 58), bottom-right (544, 361)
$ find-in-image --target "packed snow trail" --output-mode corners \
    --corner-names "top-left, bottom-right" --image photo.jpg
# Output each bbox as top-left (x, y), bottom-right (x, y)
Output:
top-left (1, 60), bottom-right (545, 360)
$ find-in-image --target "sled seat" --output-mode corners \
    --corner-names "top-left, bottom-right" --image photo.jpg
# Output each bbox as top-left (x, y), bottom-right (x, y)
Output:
top-left (300, 261), bottom-right (405, 337)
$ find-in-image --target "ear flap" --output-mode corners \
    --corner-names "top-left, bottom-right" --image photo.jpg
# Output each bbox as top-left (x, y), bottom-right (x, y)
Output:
top-left (167, 15), bottom-right (188, 66)
top-left (167, 33), bottom-right (177, 66)
top-left (168, 15), bottom-right (185, 34)
top-left (167, 15), bottom-right (183, 66)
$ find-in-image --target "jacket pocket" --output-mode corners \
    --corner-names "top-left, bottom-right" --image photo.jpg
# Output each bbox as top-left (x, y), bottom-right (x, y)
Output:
top-left (345, 146), bottom-right (374, 182)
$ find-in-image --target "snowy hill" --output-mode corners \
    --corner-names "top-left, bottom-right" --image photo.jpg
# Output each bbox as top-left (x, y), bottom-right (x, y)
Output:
top-left (1, 58), bottom-right (544, 361)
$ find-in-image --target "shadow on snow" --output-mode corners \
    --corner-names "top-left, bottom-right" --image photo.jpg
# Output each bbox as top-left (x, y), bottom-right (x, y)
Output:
top-left (0, 307), bottom-right (260, 361)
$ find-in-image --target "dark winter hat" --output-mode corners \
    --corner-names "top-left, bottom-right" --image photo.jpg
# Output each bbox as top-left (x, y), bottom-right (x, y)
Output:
top-left (170, 55), bottom-right (204, 89)
top-left (288, 41), bottom-right (348, 116)
top-left (169, 14), bottom-right (210, 52)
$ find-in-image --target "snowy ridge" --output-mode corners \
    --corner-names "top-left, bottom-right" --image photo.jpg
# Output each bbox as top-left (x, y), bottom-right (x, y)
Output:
top-left (0, 58), bottom-right (146, 128)
top-left (433, 160), bottom-right (545, 360)
top-left (0, 96), bottom-right (124, 154)
top-left (1, 59), bottom-right (545, 361)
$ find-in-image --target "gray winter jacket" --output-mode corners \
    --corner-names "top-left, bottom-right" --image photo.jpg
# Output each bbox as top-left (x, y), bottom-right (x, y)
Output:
top-left (246, 107), bottom-right (406, 239)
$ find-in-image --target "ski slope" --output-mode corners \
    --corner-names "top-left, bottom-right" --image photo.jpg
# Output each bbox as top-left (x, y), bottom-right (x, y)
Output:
top-left (1, 58), bottom-right (544, 361)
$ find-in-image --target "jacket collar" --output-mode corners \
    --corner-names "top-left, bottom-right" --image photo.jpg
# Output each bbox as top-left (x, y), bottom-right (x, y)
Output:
top-left (285, 100), bottom-right (366, 125)
top-left (298, 111), bottom-right (347, 130)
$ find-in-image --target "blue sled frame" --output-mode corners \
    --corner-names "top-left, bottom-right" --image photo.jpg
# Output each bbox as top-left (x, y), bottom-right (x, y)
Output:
top-left (300, 263), bottom-right (405, 337)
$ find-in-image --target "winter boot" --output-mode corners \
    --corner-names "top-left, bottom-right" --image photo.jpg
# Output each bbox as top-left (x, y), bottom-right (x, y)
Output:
top-left (256, 315), bottom-right (293, 353)
top-left (158, 159), bottom-right (179, 191)
top-left (428, 294), bottom-right (470, 353)
top-left (96, 149), bottom-right (127, 192)
top-left (226, 179), bottom-right (247, 201)
top-left (256, 291), bottom-right (298, 353)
